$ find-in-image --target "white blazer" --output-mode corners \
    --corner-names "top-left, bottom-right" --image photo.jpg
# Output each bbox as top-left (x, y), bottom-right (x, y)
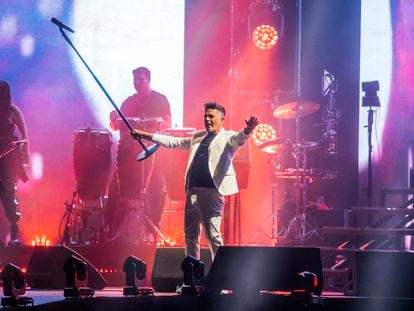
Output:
top-left (152, 128), bottom-right (250, 195)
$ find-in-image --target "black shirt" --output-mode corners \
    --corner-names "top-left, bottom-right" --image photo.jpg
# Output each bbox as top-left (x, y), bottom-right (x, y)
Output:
top-left (188, 133), bottom-right (216, 189)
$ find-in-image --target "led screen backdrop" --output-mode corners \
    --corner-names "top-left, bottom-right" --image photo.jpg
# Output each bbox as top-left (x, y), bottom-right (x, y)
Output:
top-left (359, 0), bottom-right (414, 206)
top-left (0, 0), bottom-right (184, 242)
top-left (2, 0), bottom-right (408, 245)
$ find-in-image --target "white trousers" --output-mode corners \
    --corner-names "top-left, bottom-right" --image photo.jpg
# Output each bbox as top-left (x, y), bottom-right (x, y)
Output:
top-left (184, 187), bottom-right (224, 260)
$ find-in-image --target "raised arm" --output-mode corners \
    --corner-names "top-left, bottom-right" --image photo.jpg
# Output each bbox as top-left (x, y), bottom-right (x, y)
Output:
top-left (131, 128), bottom-right (191, 150)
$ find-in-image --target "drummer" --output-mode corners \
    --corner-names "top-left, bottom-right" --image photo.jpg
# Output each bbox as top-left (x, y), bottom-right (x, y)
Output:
top-left (108, 67), bottom-right (171, 241)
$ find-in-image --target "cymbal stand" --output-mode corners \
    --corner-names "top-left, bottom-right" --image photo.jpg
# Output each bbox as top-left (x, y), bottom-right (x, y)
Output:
top-left (283, 143), bottom-right (322, 242)
top-left (282, 114), bottom-right (310, 242)
top-left (282, 146), bottom-right (307, 241)
top-left (248, 154), bottom-right (282, 244)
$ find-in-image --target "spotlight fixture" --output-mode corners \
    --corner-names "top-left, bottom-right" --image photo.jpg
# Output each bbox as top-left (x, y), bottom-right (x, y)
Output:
top-left (248, 0), bottom-right (284, 50)
top-left (361, 80), bottom-right (380, 107)
top-left (179, 255), bottom-right (205, 296)
top-left (252, 123), bottom-right (276, 147)
top-left (123, 256), bottom-right (154, 297)
top-left (63, 255), bottom-right (94, 298)
top-left (291, 271), bottom-right (320, 305)
top-left (0, 263), bottom-right (33, 308)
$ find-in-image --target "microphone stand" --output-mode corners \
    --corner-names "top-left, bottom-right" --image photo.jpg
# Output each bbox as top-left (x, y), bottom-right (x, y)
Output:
top-left (55, 26), bottom-right (159, 161)
top-left (366, 106), bottom-right (374, 207)
top-left (61, 191), bottom-right (78, 245)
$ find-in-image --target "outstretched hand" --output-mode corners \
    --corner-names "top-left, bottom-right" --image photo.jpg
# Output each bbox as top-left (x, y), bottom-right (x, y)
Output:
top-left (131, 129), bottom-right (143, 140)
top-left (244, 116), bottom-right (259, 134)
top-left (131, 128), bottom-right (153, 141)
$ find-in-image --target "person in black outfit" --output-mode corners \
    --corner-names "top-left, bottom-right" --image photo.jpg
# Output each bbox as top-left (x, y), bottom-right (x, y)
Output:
top-left (0, 81), bottom-right (30, 246)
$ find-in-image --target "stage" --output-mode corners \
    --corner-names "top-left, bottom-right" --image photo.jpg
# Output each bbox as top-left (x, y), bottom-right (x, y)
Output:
top-left (3, 288), bottom-right (414, 311)
top-left (2, 244), bottom-right (414, 310)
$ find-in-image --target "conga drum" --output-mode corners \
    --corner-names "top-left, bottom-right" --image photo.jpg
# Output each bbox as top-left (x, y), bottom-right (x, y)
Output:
top-left (73, 128), bottom-right (112, 200)
top-left (116, 118), bottom-right (163, 200)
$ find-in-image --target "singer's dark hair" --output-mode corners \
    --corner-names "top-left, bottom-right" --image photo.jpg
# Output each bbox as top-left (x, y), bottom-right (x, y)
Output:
top-left (0, 80), bottom-right (11, 112)
top-left (204, 102), bottom-right (226, 117)
top-left (132, 67), bottom-right (151, 81)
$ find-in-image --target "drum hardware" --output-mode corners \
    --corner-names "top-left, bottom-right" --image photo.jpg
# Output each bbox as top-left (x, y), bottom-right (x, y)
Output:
top-left (274, 99), bottom-right (321, 243)
top-left (61, 191), bottom-right (78, 245)
top-left (112, 132), bottom-right (170, 245)
top-left (61, 192), bottom-right (107, 245)
top-left (321, 69), bottom-right (339, 156)
top-left (53, 20), bottom-right (158, 161)
top-left (248, 160), bottom-right (282, 244)
top-left (249, 135), bottom-right (294, 243)
top-left (110, 195), bottom-right (170, 245)
top-left (281, 141), bottom-right (321, 242)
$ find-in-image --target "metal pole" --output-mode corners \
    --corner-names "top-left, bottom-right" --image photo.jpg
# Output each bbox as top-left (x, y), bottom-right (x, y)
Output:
top-left (295, 0), bottom-right (303, 98)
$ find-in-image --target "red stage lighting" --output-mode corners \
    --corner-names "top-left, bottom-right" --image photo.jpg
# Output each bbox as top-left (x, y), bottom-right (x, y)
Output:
top-left (252, 123), bottom-right (276, 147)
top-left (248, 0), bottom-right (284, 50)
top-left (252, 24), bottom-right (279, 49)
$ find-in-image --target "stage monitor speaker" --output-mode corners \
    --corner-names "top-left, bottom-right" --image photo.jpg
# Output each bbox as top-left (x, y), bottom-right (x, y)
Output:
top-left (206, 246), bottom-right (323, 295)
top-left (347, 250), bottom-right (414, 298)
top-left (151, 247), bottom-right (212, 292)
top-left (27, 245), bottom-right (107, 289)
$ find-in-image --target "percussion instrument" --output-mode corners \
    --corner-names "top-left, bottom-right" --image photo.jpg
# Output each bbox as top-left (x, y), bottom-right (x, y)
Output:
top-left (258, 138), bottom-right (292, 154)
top-left (117, 117), bottom-right (164, 132)
top-left (73, 128), bottom-right (112, 200)
top-left (273, 101), bottom-right (320, 119)
top-left (275, 168), bottom-right (337, 180)
top-left (294, 141), bottom-right (319, 151)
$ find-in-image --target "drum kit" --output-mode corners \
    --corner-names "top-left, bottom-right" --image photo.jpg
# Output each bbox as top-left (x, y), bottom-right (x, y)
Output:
top-left (250, 99), bottom-right (337, 244)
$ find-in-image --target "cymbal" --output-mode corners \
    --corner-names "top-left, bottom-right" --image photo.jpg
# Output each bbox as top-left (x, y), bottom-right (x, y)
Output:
top-left (259, 138), bottom-right (292, 154)
top-left (275, 168), bottom-right (337, 180)
top-left (294, 141), bottom-right (319, 150)
top-left (273, 101), bottom-right (320, 119)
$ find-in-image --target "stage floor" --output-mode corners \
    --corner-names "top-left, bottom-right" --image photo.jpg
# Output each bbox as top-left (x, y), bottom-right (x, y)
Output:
top-left (2, 288), bottom-right (414, 311)
top-left (3, 244), bottom-right (414, 310)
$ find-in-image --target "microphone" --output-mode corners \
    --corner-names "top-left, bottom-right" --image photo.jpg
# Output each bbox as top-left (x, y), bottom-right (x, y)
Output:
top-left (13, 139), bottom-right (27, 146)
top-left (51, 17), bottom-right (75, 33)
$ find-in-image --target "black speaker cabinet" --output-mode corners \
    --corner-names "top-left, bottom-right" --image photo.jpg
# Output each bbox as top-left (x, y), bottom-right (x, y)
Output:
top-left (206, 246), bottom-right (323, 295)
top-left (27, 245), bottom-right (107, 289)
top-left (346, 250), bottom-right (414, 298)
top-left (151, 247), bottom-right (212, 292)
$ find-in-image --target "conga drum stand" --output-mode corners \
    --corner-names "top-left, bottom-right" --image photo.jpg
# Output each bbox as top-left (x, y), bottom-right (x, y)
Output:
top-left (111, 134), bottom-right (169, 245)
